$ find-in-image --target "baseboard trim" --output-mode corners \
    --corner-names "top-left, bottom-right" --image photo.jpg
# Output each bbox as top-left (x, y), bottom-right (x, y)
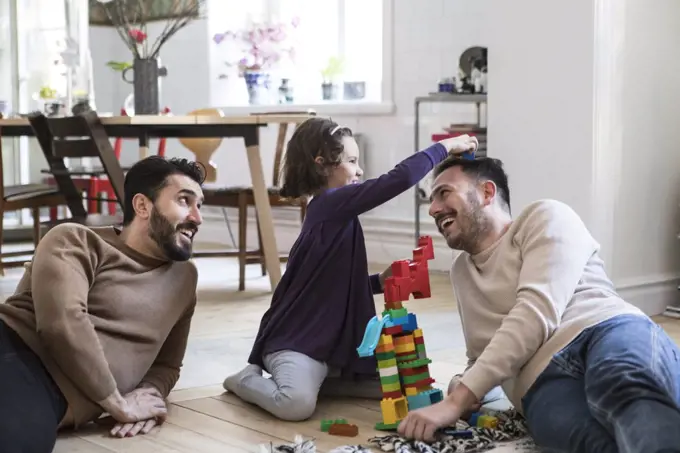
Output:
top-left (196, 209), bottom-right (679, 316)
top-left (615, 275), bottom-right (680, 316)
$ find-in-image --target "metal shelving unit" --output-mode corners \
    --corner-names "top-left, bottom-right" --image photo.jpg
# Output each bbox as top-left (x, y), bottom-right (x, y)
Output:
top-left (413, 93), bottom-right (488, 243)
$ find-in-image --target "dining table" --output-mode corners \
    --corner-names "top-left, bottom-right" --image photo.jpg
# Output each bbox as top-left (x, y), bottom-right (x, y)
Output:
top-left (0, 112), bottom-right (314, 291)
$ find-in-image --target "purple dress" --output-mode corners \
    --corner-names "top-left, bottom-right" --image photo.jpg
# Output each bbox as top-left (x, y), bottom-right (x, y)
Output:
top-left (248, 143), bottom-right (449, 378)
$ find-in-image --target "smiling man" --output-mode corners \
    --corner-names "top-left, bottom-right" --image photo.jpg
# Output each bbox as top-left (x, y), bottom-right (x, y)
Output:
top-left (0, 156), bottom-right (205, 452)
top-left (397, 156), bottom-right (680, 452)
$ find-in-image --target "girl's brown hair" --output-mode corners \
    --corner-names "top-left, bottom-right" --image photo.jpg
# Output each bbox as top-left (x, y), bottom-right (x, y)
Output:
top-left (279, 117), bottom-right (353, 199)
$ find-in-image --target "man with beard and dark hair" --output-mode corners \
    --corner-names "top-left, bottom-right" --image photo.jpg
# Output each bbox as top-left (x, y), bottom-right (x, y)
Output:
top-left (0, 155), bottom-right (205, 452)
top-left (397, 156), bottom-right (680, 452)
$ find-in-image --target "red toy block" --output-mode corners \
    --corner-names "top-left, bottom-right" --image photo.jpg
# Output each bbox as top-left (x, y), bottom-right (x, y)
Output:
top-left (383, 237), bottom-right (434, 304)
top-left (384, 325), bottom-right (403, 335)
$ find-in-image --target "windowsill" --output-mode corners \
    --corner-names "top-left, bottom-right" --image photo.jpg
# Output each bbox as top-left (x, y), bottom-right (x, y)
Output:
top-left (214, 100), bottom-right (395, 117)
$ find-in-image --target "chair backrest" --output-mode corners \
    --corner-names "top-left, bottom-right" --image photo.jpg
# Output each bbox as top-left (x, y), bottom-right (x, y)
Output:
top-left (28, 112), bottom-right (88, 218)
top-left (28, 111), bottom-right (126, 216)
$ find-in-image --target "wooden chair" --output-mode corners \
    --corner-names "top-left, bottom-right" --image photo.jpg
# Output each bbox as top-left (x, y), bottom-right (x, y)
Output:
top-left (191, 112), bottom-right (312, 290)
top-left (27, 111), bottom-right (125, 229)
top-left (41, 107), bottom-right (168, 221)
top-left (0, 128), bottom-right (66, 274)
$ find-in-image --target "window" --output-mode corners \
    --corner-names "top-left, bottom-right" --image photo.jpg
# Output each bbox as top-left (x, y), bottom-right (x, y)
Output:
top-left (207, 0), bottom-right (388, 110)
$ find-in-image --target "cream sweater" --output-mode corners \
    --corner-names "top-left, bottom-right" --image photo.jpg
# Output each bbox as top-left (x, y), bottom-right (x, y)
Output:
top-left (452, 199), bottom-right (645, 413)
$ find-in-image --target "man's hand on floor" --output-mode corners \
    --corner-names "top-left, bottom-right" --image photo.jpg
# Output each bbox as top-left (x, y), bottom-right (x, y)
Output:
top-left (397, 399), bottom-right (464, 442)
top-left (398, 381), bottom-right (477, 442)
top-left (104, 387), bottom-right (168, 438)
top-left (110, 418), bottom-right (161, 438)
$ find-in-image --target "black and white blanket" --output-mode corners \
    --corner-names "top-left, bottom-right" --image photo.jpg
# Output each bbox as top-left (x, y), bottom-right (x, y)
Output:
top-left (262, 409), bottom-right (538, 453)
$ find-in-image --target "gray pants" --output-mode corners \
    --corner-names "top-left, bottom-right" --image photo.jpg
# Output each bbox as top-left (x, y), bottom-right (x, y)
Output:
top-left (230, 350), bottom-right (382, 421)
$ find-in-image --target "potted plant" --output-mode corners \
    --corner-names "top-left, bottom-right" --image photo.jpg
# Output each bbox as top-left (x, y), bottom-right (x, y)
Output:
top-left (91, 0), bottom-right (203, 114)
top-left (321, 57), bottom-right (344, 101)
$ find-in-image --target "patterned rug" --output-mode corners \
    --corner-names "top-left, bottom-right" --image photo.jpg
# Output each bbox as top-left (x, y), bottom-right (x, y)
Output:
top-left (262, 409), bottom-right (538, 453)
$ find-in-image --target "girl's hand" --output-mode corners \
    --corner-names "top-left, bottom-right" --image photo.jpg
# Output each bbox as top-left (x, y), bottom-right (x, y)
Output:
top-left (438, 134), bottom-right (478, 156)
top-left (379, 265), bottom-right (392, 290)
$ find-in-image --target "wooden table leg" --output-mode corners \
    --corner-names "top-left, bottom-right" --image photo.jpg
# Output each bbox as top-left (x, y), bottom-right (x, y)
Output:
top-left (245, 143), bottom-right (281, 289)
top-left (138, 134), bottom-right (149, 160)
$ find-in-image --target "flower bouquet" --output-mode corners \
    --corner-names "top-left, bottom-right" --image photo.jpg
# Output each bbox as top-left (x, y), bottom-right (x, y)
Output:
top-left (213, 17), bottom-right (299, 104)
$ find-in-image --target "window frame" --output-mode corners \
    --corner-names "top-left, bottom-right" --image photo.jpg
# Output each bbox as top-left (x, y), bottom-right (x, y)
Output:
top-left (213, 0), bottom-right (394, 116)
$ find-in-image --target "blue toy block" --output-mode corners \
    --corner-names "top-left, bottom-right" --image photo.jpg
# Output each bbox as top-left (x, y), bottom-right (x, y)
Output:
top-left (406, 388), bottom-right (444, 410)
top-left (391, 315), bottom-right (408, 326)
top-left (391, 313), bottom-right (419, 333)
top-left (443, 429), bottom-right (473, 439)
top-left (468, 412), bottom-right (480, 427)
top-left (429, 388), bottom-right (443, 404)
top-left (402, 313), bottom-right (418, 333)
top-left (407, 393), bottom-right (433, 410)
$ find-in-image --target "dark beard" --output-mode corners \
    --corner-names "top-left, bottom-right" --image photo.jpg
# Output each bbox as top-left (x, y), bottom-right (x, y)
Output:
top-left (440, 191), bottom-right (491, 253)
top-left (148, 208), bottom-right (196, 261)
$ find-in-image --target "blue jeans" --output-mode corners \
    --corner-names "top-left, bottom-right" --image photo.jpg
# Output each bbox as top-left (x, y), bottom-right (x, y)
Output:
top-left (522, 314), bottom-right (680, 453)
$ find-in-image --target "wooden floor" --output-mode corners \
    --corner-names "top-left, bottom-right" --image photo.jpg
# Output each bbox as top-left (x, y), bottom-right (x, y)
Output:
top-left (1, 254), bottom-right (678, 452)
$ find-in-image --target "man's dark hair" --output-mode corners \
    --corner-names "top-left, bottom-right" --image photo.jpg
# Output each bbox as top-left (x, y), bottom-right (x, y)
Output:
top-left (122, 156), bottom-right (206, 225)
top-left (279, 117), bottom-right (353, 199)
top-left (433, 156), bottom-right (511, 213)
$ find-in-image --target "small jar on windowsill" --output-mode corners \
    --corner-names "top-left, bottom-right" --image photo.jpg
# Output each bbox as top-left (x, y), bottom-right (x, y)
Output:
top-left (321, 81), bottom-right (340, 101)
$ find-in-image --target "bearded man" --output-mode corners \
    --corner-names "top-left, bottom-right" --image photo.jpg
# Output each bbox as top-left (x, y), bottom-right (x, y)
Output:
top-left (0, 156), bottom-right (205, 452)
top-left (398, 156), bottom-right (680, 453)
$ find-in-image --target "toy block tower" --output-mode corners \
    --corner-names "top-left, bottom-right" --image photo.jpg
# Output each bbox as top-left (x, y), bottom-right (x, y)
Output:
top-left (357, 236), bottom-right (444, 430)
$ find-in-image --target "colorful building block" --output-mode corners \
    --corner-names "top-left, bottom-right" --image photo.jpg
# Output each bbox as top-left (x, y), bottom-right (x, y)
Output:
top-left (320, 418), bottom-right (347, 432)
top-left (328, 423), bottom-right (359, 437)
top-left (466, 412), bottom-right (498, 428)
top-left (356, 236), bottom-right (445, 430)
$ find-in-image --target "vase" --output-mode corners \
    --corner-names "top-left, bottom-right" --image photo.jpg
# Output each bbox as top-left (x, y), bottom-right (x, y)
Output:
top-left (321, 82), bottom-right (339, 101)
top-left (122, 57), bottom-right (168, 115)
top-left (244, 70), bottom-right (270, 105)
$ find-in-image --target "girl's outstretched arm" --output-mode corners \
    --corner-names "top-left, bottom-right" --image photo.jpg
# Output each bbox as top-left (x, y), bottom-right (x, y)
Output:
top-left (313, 143), bottom-right (448, 221)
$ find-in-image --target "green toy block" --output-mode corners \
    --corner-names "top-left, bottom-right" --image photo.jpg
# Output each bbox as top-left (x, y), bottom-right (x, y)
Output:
top-left (402, 371), bottom-right (431, 385)
top-left (375, 421), bottom-right (400, 431)
top-left (376, 350), bottom-right (397, 361)
top-left (397, 353), bottom-right (418, 363)
top-left (397, 358), bottom-right (432, 369)
top-left (382, 308), bottom-right (408, 319)
top-left (321, 418), bottom-right (347, 432)
top-left (379, 374), bottom-right (401, 386)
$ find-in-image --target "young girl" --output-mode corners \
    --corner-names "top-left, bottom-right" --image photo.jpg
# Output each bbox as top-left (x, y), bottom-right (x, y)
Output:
top-left (223, 117), bottom-right (478, 421)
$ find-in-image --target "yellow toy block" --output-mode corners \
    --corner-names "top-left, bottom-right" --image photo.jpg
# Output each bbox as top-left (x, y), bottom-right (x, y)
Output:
top-left (413, 328), bottom-right (423, 338)
top-left (380, 397), bottom-right (408, 425)
top-left (378, 334), bottom-right (394, 347)
top-left (395, 342), bottom-right (416, 355)
top-left (404, 387), bottom-right (418, 396)
top-left (477, 415), bottom-right (498, 429)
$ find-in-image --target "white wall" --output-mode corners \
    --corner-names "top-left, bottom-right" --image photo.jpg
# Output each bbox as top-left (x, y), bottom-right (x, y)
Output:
top-left (614, 0), bottom-right (680, 284)
top-left (87, 0), bottom-right (680, 314)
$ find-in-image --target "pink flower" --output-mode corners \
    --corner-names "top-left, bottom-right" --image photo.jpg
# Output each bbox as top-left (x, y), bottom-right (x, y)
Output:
top-left (128, 28), bottom-right (146, 44)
